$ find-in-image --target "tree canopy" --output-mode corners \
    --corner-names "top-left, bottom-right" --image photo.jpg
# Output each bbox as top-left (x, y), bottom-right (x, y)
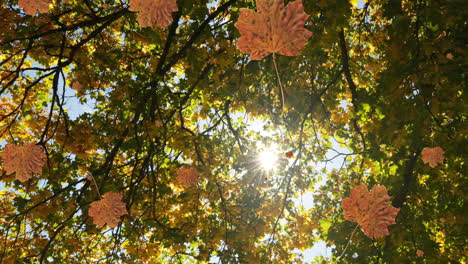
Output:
top-left (0, 0), bottom-right (466, 263)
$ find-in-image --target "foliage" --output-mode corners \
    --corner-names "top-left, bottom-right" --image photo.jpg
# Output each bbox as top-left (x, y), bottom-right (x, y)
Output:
top-left (0, 0), bottom-right (466, 263)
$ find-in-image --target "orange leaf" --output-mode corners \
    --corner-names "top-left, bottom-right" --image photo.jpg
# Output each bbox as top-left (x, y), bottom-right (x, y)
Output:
top-left (0, 143), bottom-right (45, 182)
top-left (342, 184), bottom-right (400, 239)
top-left (234, 0), bottom-right (312, 60)
top-left (416, 249), bottom-right (424, 257)
top-left (176, 167), bottom-right (199, 188)
top-left (18, 0), bottom-right (51, 15)
top-left (88, 192), bottom-right (128, 228)
top-left (71, 81), bottom-right (82, 92)
top-left (129, 0), bottom-right (178, 28)
top-left (421, 147), bottom-right (444, 168)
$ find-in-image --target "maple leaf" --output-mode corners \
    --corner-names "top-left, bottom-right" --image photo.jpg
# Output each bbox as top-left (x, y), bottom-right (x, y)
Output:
top-left (421, 147), bottom-right (444, 168)
top-left (176, 167), bottom-right (199, 188)
top-left (0, 143), bottom-right (45, 182)
top-left (71, 81), bottom-right (82, 92)
top-left (342, 184), bottom-right (400, 239)
top-left (234, 0), bottom-right (312, 60)
top-left (88, 192), bottom-right (128, 228)
top-left (285, 151), bottom-right (294, 159)
top-left (18, 0), bottom-right (51, 15)
top-left (129, 0), bottom-right (178, 28)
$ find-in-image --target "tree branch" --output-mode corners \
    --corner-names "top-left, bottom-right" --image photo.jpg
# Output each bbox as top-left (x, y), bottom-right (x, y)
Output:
top-left (393, 149), bottom-right (420, 208)
top-left (338, 28), bottom-right (367, 163)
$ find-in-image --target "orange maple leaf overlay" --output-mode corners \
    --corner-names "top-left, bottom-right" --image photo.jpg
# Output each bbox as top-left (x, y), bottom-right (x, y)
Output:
top-left (18, 0), bottom-right (51, 15)
top-left (234, 0), bottom-right (312, 60)
top-left (421, 147), bottom-right (444, 168)
top-left (88, 192), bottom-right (128, 228)
top-left (129, 0), bottom-right (178, 28)
top-left (71, 81), bottom-right (82, 92)
top-left (176, 167), bottom-right (199, 188)
top-left (342, 184), bottom-right (400, 239)
top-left (0, 143), bottom-right (45, 182)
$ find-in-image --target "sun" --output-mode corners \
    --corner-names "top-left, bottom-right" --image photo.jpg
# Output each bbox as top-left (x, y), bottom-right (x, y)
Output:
top-left (258, 145), bottom-right (279, 171)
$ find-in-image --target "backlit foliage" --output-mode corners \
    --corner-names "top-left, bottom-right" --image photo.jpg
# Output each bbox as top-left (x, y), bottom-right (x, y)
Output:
top-left (0, 0), bottom-right (465, 263)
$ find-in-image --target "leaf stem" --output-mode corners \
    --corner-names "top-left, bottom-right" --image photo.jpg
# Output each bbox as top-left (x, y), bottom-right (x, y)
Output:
top-left (272, 53), bottom-right (285, 112)
top-left (90, 174), bottom-right (101, 199)
top-left (337, 224), bottom-right (359, 261)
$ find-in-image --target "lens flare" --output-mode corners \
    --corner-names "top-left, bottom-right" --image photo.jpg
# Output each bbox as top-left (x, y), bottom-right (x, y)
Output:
top-left (258, 147), bottom-right (278, 170)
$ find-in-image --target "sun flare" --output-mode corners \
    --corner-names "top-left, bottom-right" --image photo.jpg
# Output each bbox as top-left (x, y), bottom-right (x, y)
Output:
top-left (258, 147), bottom-right (278, 171)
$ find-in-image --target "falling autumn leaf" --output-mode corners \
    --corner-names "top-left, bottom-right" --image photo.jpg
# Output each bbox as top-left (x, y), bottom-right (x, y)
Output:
top-left (0, 143), bottom-right (45, 182)
top-left (421, 147), bottom-right (444, 168)
top-left (285, 151), bottom-right (294, 158)
top-left (88, 192), bottom-right (128, 228)
top-left (129, 0), bottom-right (178, 28)
top-left (446, 53), bottom-right (454, 60)
top-left (18, 0), bottom-right (51, 15)
top-left (416, 250), bottom-right (424, 257)
top-left (176, 167), bottom-right (199, 188)
top-left (342, 184), bottom-right (400, 239)
top-left (234, 0), bottom-right (312, 60)
top-left (2, 256), bottom-right (16, 264)
top-left (71, 81), bottom-right (82, 92)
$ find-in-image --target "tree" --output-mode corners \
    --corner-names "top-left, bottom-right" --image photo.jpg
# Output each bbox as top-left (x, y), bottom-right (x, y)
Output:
top-left (0, 0), bottom-right (465, 263)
